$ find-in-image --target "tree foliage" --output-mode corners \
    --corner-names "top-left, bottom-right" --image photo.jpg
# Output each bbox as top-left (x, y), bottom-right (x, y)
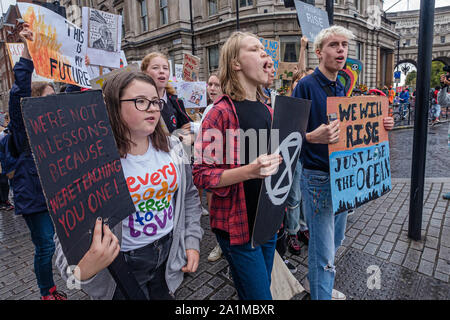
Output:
top-left (404, 62), bottom-right (446, 89)
top-left (430, 61), bottom-right (445, 88)
top-left (405, 70), bottom-right (417, 86)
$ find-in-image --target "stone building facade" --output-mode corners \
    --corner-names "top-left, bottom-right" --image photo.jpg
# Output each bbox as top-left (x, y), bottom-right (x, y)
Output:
top-left (61, 0), bottom-right (399, 89)
top-left (387, 5), bottom-right (450, 68)
top-left (59, 1), bottom-right (401, 90)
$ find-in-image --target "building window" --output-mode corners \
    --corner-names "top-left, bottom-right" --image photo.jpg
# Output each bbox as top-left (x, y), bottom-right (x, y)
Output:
top-left (209, 0), bottom-right (218, 16)
top-left (139, 0), bottom-right (148, 32)
top-left (240, 0), bottom-right (253, 8)
top-left (280, 36), bottom-right (300, 63)
top-left (404, 39), bottom-right (410, 46)
top-left (160, 0), bottom-right (169, 26)
top-left (441, 36), bottom-right (446, 44)
top-left (355, 41), bottom-right (362, 60)
top-left (208, 45), bottom-right (219, 73)
top-left (354, 0), bottom-right (360, 12)
top-left (118, 9), bottom-right (125, 37)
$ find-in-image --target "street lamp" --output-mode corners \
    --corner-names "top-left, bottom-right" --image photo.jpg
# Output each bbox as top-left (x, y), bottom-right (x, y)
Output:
top-left (396, 40), bottom-right (400, 72)
top-left (401, 64), bottom-right (410, 76)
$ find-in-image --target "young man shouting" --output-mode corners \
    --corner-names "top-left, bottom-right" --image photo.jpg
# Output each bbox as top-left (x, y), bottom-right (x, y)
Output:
top-left (292, 26), bottom-right (394, 300)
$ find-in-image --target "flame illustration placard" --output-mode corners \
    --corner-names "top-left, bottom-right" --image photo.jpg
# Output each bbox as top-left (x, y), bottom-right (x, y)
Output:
top-left (17, 3), bottom-right (91, 88)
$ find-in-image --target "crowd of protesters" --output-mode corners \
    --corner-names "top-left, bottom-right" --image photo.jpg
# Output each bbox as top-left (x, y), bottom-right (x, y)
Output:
top-left (8, 18), bottom-right (450, 303)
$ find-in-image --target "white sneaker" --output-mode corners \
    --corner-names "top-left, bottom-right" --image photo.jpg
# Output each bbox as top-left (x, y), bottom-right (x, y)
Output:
top-left (201, 207), bottom-right (209, 216)
top-left (331, 289), bottom-right (346, 300)
top-left (302, 278), bottom-right (346, 300)
top-left (207, 244), bottom-right (222, 262)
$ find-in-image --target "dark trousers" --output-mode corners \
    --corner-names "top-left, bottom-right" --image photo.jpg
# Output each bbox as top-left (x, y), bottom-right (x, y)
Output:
top-left (22, 211), bottom-right (56, 296)
top-left (112, 232), bottom-right (174, 300)
top-left (216, 232), bottom-right (277, 300)
top-left (0, 174), bottom-right (9, 203)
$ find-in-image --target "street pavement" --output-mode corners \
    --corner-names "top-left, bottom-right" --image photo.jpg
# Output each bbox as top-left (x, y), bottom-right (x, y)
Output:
top-left (0, 123), bottom-right (449, 300)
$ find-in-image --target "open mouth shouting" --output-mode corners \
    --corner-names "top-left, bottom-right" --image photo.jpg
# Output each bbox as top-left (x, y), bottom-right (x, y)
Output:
top-left (336, 55), bottom-right (346, 64)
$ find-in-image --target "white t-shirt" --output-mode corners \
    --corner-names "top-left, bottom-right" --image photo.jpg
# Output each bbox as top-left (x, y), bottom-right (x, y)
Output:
top-left (120, 139), bottom-right (179, 252)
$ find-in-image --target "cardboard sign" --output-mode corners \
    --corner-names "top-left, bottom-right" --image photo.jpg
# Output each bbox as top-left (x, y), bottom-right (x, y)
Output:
top-left (182, 53), bottom-right (200, 82)
top-left (328, 96), bottom-right (391, 215)
top-left (82, 7), bottom-right (122, 69)
top-left (21, 90), bottom-right (135, 266)
top-left (5, 43), bottom-right (52, 82)
top-left (89, 63), bottom-right (140, 89)
top-left (252, 96), bottom-right (311, 247)
top-left (172, 81), bottom-right (207, 109)
top-left (277, 62), bottom-right (297, 81)
top-left (86, 50), bottom-right (127, 80)
top-left (294, 0), bottom-right (330, 43)
top-left (17, 3), bottom-right (91, 88)
top-left (259, 37), bottom-right (280, 77)
top-left (175, 64), bottom-right (183, 82)
top-left (338, 58), bottom-right (363, 97)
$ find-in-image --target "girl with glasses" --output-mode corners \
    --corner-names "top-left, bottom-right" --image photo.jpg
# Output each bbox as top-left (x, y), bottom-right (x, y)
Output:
top-left (55, 71), bottom-right (203, 300)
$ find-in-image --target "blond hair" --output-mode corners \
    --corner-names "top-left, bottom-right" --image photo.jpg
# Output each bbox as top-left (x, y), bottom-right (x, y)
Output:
top-left (314, 26), bottom-right (355, 52)
top-left (219, 31), bottom-right (266, 102)
top-left (141, 52), bottom-right (176, 95)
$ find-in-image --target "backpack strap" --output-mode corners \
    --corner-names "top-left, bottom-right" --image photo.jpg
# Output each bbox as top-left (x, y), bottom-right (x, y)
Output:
top-left (313, 73), bottom-right (346, 97)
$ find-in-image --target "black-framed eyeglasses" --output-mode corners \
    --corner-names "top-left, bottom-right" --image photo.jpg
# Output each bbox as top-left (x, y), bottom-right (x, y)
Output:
top-left (120, 98), bottom-right (164, 112)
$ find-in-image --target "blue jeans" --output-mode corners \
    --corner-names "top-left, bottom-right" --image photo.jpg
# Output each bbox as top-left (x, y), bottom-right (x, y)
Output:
top-left (300, 168), bottom-right (348, 300)
top-left (216, 232), bottom-right (277, 300)
top-left (286, 160), bottom-right (307, 234)
top-left (433, 104), bottom-right (441, 119)
top-left (22, 211), bottom-right (56, 296)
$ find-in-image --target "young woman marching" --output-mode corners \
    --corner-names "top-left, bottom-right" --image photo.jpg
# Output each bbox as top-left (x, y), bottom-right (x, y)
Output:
top-left (141, 52), bottom-right (195, 135)
top-left (193, 32), bottom-right (282, 300)
top-left (55, 71), bottom-right (203, 299)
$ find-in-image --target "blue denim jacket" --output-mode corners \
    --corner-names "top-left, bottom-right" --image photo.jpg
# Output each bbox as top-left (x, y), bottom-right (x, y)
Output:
top-left (8, 58), bottom-right (48, 215)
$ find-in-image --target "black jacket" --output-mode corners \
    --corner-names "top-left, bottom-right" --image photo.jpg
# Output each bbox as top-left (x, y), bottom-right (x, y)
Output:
top-left (8, 58), bottom-right (47, 215)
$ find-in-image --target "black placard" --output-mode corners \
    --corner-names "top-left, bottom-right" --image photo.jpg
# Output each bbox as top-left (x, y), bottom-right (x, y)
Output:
top-left (252, 95), bottom-right (311, 248)
top-left (21, 90), bottom-right (136, 267)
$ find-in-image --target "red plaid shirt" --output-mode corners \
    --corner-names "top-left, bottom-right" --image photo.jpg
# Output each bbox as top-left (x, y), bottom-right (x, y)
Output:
top-left (192, 95), bottom-right (273, 245)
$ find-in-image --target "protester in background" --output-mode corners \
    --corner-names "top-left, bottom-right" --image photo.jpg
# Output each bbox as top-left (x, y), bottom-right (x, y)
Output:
top-left (438, 74), bottom-right (450, 200)
top-left (55, 71), bottom-right (203, 300)
top-left (388, 86), bottom-right (395, 105)
top-left (285, 36), bottom-right (311, 257)
top-left (382, 85), bottom-right (389, 97)
top-left (141, 52), bottom-right (195, 136)
top-left (292, 26), bottom-right (394, 300)
top-left (0, 130), bottom-right (13, 211)
top-left (193, 31), bottom-right (282, 300)
top-left (288, 70), bottom-right (307, 97)
top-left (262, 58), bottom-right (276, 106)
top-left (0, 113), bottom-right (14, 211)
top-left (399, 87), bottom-right (410, 115)
top-left (430, 86), bottom-right (441, 126)
top-left (199, 72), bottom-right (224, 262)
top-left (8, 23), bottom-right (67, 300)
